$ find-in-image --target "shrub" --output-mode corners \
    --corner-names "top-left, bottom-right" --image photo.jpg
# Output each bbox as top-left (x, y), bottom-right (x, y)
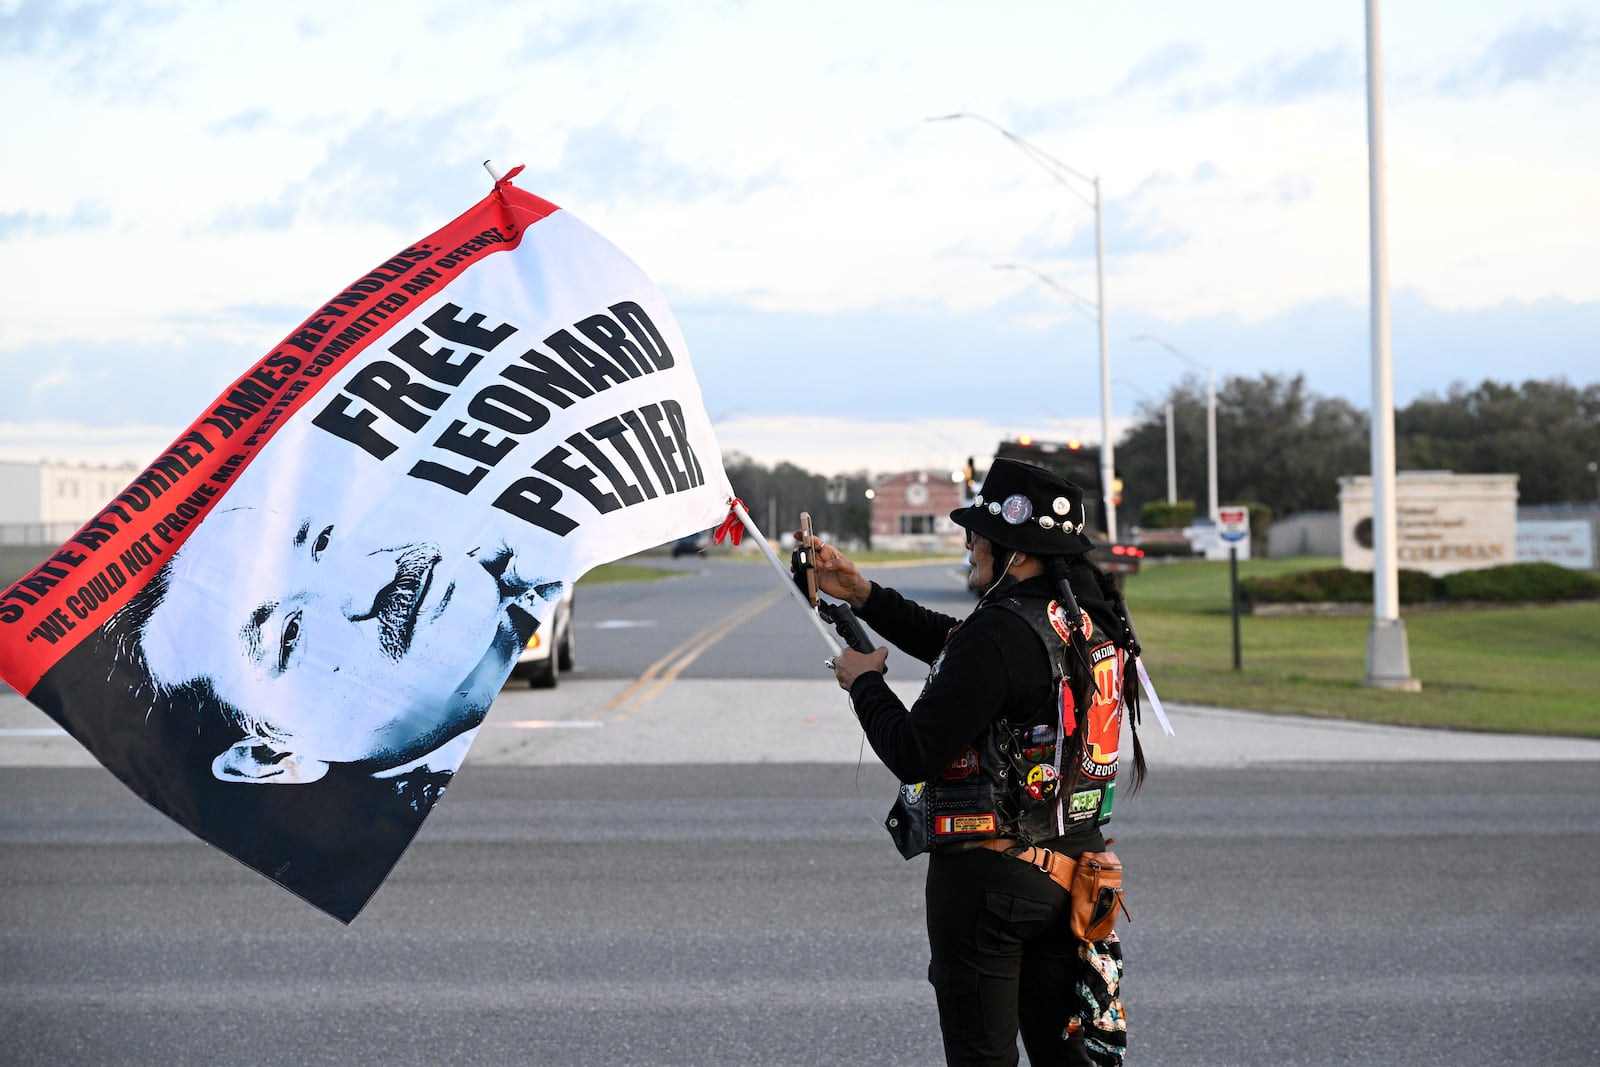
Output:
top-left (1140, 500), bottom-right (1195, 529)
top-left (1398, 569), bottom-right (1443, 604)
top-left (1440, 563), bottom-right (1600, 603)
top-left (1241, 567), bottom-right (1442, 605)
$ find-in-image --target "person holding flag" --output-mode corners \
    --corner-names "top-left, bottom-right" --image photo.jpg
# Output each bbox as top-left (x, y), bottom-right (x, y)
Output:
top-left (804, 458), bottom-right (1147, 1067)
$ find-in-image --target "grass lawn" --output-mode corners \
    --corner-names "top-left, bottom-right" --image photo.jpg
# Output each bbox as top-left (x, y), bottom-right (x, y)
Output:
top-left (579, 561), bottom-right (684, 584)
top-left (1125, 558), bottom-right (1600, 737)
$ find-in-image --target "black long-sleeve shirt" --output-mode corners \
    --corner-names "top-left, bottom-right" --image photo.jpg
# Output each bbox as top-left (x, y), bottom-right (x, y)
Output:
top-left (847, 574), bottom-right (1057, 785)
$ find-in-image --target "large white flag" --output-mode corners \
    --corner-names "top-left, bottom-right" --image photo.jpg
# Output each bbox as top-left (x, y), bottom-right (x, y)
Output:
top-left (0, 170), bottom-right (733, 921)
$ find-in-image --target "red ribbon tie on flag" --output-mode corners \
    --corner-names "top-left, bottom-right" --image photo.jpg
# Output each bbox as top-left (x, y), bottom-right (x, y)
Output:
top-left (713, 498), bottom-right (747, 547)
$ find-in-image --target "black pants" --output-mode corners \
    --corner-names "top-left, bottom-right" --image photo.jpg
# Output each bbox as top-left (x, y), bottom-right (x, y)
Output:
top-left (925, 848), bottom-right (1125, 1067)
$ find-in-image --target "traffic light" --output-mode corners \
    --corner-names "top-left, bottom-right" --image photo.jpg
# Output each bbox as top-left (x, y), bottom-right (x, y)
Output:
top-left (1112, 477), bottom-right (1124, 507)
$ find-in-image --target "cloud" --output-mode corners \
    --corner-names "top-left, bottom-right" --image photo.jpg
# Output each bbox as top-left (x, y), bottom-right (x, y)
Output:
top-left (0, 336), bottom-right (260, 429)
top-left (211, 102), bottom-right (513, 233)
top-left (207, 108), bottom-right (272, 136)
top-left (514, 4), bottom-right (648, 61)
top-left (678, 290), bottom-right (1599, 429)
top-left (1115, 41), bottom-right (1204, 94)
top-left (524, 125), bottom-right (779, 206)
top-left (1173, 44), bottom-right (1361, 109)
top-left (0, 0), bottom-right (118, 56)
top-left (1003, 100), bottom-right (1085, 136)
top-left (1255, 45), bottom-right (1360, 100)
top-left (1439, 16), bottom-right (1600, 93)
top-left (714, 413), bottom-right (1133, 478)
top-left (0, 199), bottom-right (110, 239)
top-left (1018, 198), bottom-right (1190, 262)
top-left (1, 0), bottom-right (177, 99)
top-left (1115, 290), bottom-right (1600, 413)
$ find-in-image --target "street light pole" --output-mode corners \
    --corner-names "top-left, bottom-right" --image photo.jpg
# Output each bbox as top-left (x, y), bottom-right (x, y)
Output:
top-left (1205, 366), bottom-right (1218, 522)
top-left (931, 113), bottom-right (1118, 540)
top-left (1165, 403), bottom-right (1177, 505)
top-left (1131, 334), bottom-right (1219, 521)
top-left (1116, 376), bottom-right (1177, 508)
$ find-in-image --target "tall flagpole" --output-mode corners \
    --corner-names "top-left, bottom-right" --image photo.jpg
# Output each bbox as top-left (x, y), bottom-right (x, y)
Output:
top-left (1362, 0), bottom-right (1419, 691)
top-left (1092, 178), bottom-right (1117, 541)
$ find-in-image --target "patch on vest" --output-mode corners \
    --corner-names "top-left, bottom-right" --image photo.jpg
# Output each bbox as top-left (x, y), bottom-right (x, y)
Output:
top-left (1048, 599), bottom-right (1092, 643)
top-left (940, 746), bottom-right (979, 780)
top-left (902, 782), bottom-right (926, 804)
top-left (1079, 641), bottom-right (1123, 780)
top-left (1025, 763), bottom-right (1060, 801)
top-left (1067, 787), bottom-right (1102, 823)
top-left (934, 814), bottom-right (997, 836)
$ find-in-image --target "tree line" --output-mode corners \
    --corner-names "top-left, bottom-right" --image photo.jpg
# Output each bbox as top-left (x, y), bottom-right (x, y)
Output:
top-left (1114, 374), bottom-right (1600, 527)
top-left (723, 457), bottom-right (875, 545)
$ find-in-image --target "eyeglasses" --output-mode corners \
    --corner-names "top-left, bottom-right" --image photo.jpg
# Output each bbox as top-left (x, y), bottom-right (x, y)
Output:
top-left (964, 529), bottom-right (977, 550)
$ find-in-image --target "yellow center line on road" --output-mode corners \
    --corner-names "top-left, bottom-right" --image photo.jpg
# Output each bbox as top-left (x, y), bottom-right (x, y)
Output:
top-left (591, 586), bottom-right (788, 723)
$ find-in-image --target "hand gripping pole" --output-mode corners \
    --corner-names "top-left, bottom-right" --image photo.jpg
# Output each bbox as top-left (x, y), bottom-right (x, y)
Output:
top-left (726, 499), bottom-right (844, 661)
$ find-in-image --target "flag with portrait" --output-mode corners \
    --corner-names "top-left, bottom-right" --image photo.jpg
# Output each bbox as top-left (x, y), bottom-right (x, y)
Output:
top-left (0, 169), bottom-right (733, 922)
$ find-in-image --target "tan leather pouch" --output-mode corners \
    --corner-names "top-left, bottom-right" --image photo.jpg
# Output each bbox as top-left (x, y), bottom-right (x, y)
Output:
top-left (1069, 845), bottom-right (1129, 942)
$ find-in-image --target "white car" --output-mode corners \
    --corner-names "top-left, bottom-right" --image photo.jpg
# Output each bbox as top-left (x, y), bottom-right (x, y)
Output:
top-left (511, 590), bottom-right (576, 688)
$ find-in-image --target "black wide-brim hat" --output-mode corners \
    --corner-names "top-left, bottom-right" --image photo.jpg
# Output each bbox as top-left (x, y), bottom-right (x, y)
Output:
top-left (949, 458), bottom-right (1096, 556)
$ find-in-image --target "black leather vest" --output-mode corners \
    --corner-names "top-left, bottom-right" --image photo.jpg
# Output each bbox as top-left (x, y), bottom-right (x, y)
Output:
top-left (885, 589), bottom-right (1126, 859)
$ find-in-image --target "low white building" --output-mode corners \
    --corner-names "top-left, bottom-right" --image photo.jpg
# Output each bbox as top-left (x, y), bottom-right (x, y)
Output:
top-left (0, 459), bottom-right (140, 545)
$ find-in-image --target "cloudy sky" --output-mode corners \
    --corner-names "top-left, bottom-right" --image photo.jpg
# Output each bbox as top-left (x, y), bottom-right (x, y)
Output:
top-left (2, 0), bottom-right (1595, 476)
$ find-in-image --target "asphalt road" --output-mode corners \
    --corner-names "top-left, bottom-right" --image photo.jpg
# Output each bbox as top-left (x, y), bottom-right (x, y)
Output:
top-left (4, 556), bottom-right (1599, 1065)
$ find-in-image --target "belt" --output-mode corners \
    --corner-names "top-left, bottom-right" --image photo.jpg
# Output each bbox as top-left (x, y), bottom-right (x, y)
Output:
top-left (979, 838), bottom-right (1076, 893)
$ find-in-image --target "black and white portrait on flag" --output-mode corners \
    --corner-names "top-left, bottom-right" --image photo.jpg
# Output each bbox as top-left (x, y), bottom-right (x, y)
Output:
top-left (4, 177), bottom-right (733, 921)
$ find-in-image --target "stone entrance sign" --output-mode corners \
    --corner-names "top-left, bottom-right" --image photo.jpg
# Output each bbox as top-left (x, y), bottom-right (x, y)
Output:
top-left (1337, 472), bottom-right (1518, 576)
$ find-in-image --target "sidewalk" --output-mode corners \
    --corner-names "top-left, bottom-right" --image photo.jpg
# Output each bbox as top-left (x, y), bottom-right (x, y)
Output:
top-left (6, 678), bottom-right (1599, 769)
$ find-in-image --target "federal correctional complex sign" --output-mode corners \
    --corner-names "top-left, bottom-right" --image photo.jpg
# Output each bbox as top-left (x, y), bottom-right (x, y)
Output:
top-left (1338, 472), bottom-right (1518, 576)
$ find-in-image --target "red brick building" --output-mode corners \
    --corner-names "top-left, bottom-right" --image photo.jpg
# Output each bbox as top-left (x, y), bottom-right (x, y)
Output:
top-left (871, 470), bottom-right (966, 552)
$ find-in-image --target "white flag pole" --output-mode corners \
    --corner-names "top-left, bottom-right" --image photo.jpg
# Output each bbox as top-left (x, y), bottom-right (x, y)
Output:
top-left (727, 499), bottom-right (843, 659)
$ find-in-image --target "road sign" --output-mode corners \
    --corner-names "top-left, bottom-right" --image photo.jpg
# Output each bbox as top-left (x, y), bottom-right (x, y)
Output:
top-left (1218, 506), bottom-right (1251, 544)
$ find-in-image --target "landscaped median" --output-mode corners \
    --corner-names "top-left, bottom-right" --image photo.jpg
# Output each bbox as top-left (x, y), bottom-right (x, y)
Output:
top-left (1122, 558), bottom-right (1600, 738)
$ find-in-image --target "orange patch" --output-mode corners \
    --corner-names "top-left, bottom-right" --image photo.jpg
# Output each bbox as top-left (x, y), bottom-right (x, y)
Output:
top-left (934, 814), bottom-right (997, 836)
top-left (1048, 600), bottom-right (1093, 643)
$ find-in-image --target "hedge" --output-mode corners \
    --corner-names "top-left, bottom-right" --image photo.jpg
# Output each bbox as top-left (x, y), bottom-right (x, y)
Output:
top-left (1240, 563), bottom-right (1600, 606)
top-left (1440, 562), bottom-right (1600, 602)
